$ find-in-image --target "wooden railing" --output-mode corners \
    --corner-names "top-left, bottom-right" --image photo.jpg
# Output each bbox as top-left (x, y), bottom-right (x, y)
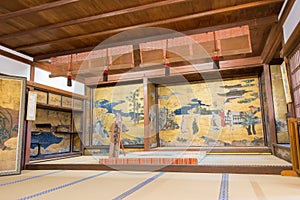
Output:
top-left (282, 118), bottom-right (300, 176)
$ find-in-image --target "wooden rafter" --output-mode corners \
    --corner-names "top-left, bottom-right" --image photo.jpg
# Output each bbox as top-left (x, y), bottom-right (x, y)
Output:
top-left (33, 15), bottom-right (278, 61)
top-left (0, 0), bottom-right (79, 21)
top-left (0, 49), bottom-right (32, 65)
top-left (0, 0), bottom-right (187, 40)
top-left (15, 0), bottom-right (283, 52)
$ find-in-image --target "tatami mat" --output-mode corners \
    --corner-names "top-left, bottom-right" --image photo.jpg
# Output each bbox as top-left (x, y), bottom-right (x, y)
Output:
top-left (31, 154), bottom-right (292, 167)
top-left (1, 170), bottom-right (300, 200)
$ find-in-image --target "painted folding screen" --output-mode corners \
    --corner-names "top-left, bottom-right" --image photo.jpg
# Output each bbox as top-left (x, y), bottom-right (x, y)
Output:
top-left (0, 75), bottom-right (26, 176)
top-left (93, 84), bottom-right (144, 146)
top-left (158, 76), bottom-right (264, 147)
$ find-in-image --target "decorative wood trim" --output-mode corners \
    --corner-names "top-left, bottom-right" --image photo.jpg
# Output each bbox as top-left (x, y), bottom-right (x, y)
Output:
top-left (0, 0), bottom-right (186, 40)
top-left (16, 0), bottom-right (283, 52)
top-left (0, 0), bottom-right (79, 20)
top-left (0, 49), bottom-right (32, 65)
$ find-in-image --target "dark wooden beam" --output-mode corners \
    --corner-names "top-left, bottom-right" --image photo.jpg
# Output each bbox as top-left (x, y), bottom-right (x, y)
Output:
top-left (0, 49), bottom-right (32, 64)
top-left (0, 0), bottom-right (187, 40)
top-left (261, 24), bottom-right (283, 63)
top-left (0, 0), bottom-right (79, 21)
top-left (33, 15), bottom-right (278, 61)
top-left (16, 0), bottom-right (283, 52)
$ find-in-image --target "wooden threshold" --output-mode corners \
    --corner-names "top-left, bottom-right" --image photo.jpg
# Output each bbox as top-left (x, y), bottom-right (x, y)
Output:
top-left (25, 163), bottom-right (291, 175)
top-left (151, 146), bottom-right (272, 154)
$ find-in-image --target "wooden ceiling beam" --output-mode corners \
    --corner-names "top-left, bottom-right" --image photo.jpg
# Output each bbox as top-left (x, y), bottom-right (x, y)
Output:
top-left (261, 24), bottom-right (283, 63)
top-left (0, 0), bottom-right (187, 40)
top-left (0, 0), bottom-right (79, 21)
top-left (15, 0), bottom-right (283, 52)
top-left (84, 56), bottom-right (262, 85)
top-left (33, 15), bottom-right (278, 61)
top-left (49, 56), bottom-right (261, 80)
top-left (0, 49), bottom-right (32, 65)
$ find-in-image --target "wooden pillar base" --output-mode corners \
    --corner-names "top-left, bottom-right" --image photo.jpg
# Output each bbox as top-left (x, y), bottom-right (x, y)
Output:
top-left (281, 170), bottom-right (299, 177)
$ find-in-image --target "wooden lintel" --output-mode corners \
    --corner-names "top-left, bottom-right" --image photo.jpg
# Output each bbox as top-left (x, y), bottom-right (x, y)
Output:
top-left (16, 0), bottom-right (283, 52)
top-left (84, 57), bottom-right (262, 85)
top-left (0, 49), bottom-right (32, 65)
top-left (0, 0), bottom-right (79, 21)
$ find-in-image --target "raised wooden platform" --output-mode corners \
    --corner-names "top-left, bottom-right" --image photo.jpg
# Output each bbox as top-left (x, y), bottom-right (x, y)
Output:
top-left (99, 157), bottom-right (198, 165)
top-left (25, 153), bottom-right (292, 175)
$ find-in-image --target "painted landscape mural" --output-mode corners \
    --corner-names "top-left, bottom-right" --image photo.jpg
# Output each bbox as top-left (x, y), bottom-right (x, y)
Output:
top-left (30, 109), bottom-right (72, 156)
top-left (93, 84), bottom-right (144, 146)
top-left (158, 76), bottom-right (264, 147)
top-left (270, 65), bottom-right (289, 143)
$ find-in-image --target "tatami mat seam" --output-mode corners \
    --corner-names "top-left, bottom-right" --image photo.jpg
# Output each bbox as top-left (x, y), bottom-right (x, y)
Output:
top-left (0, 170), bottom-right (64, 187)
top-left (112, 172), bottom-right (165, 200)
top-left (218, 174), bottom-right (229, 200)
top-left (17, 171), bottom-right (110, 200)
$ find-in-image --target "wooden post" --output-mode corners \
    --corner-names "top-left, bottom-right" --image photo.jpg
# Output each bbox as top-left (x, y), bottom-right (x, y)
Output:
top-left (143, 77), bottom-right (150, 151)
top-left (109, 122), bottom-right (121, 158)
top-left (263, 64), bottom-right (277, 151)
top-left (23, 63), bottom-right (35, 166)
top-left (155, 85), bottom-right (160, 147)
top-left (281, 118), bottom-right (300, 177)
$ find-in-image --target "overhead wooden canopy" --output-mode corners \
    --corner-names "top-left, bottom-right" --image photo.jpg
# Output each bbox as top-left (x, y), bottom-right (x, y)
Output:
top-left (0, 0), bottom-right (284, 62)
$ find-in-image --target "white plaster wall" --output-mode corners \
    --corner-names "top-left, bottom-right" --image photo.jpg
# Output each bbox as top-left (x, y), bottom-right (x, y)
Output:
top-left (0, 55), bottom-right (31, 80)
top-left (283, 0), bottom-right (300, 43)
top-left (0, 45), bottom-right (85, 95)
top-left (34, 68), bottom-right (85, 95)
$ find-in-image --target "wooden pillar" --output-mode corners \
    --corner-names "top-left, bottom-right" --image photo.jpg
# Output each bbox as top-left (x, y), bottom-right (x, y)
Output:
top-left (24, 63), bottom-right (35, 166)
top-left (155, 85), bottom-right (160, 147)
top-left (143, 77), bottom-right (150, 151)
top-left (263, 64), bottom-right (277, 150)
top-left (133, 44), bottom-right (141, 67)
